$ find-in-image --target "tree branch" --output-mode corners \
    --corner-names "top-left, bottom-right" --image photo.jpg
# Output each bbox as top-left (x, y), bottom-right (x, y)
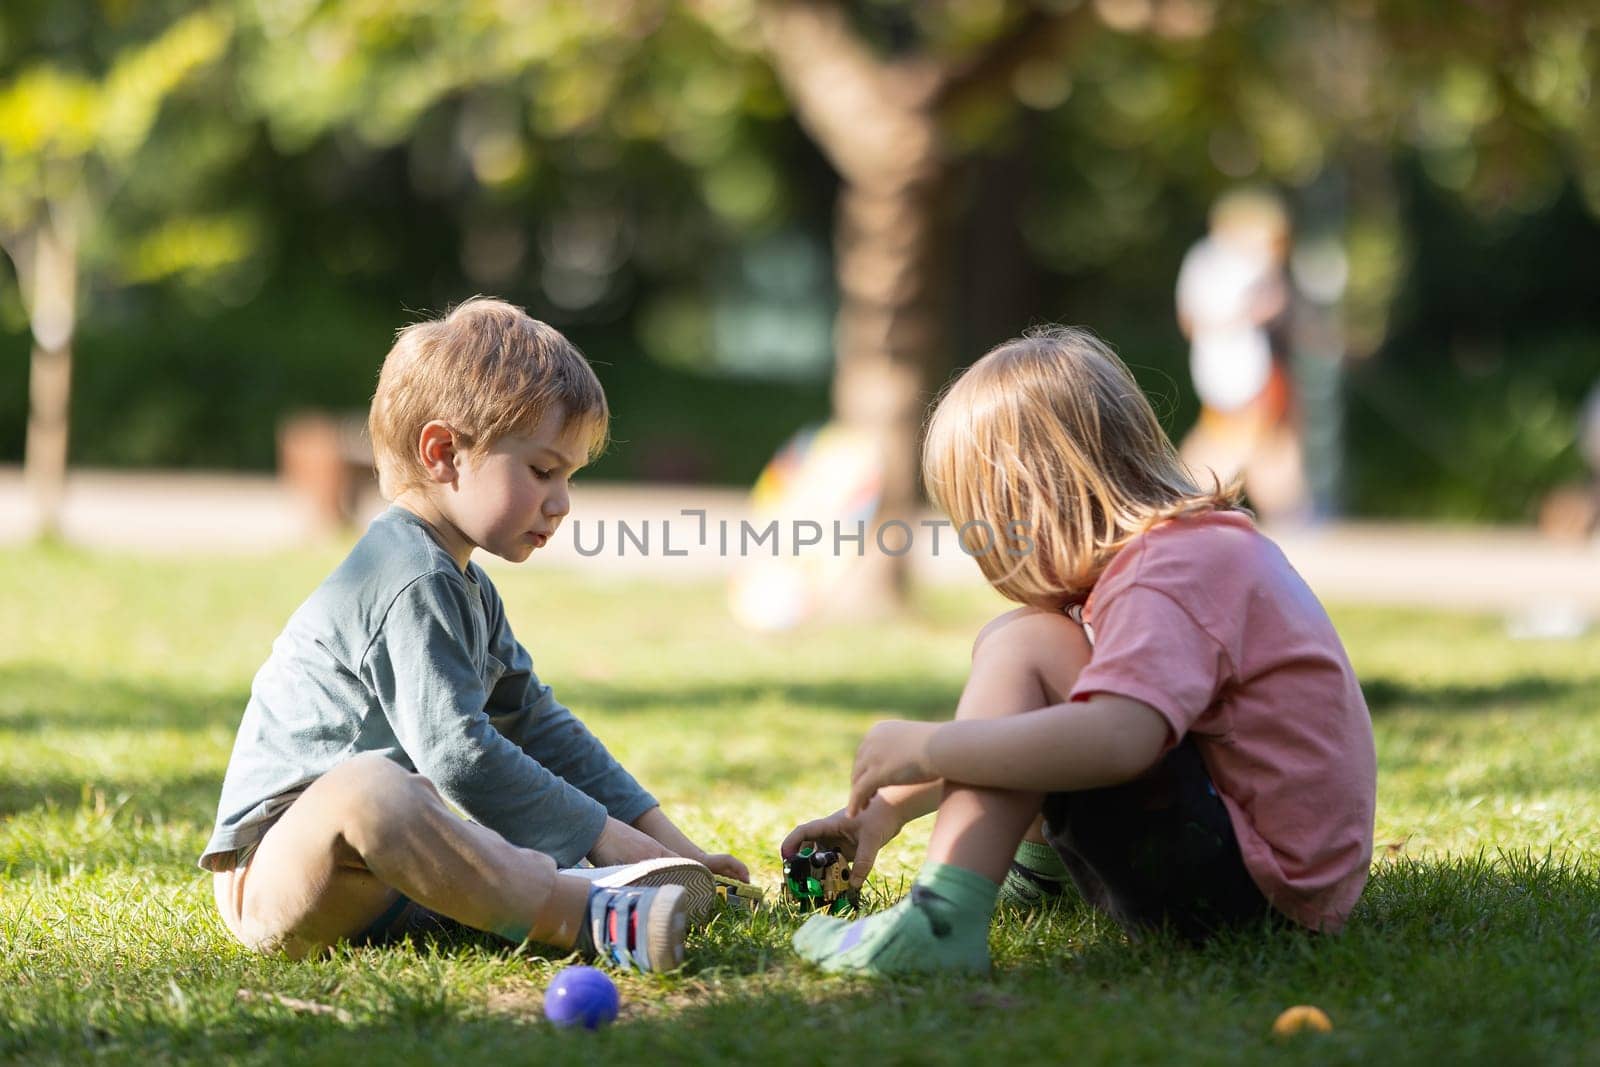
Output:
top-left (758, 1), bottom-right (1086, 183)
top-left (932, 5), bottom-right (1081, 117)
top-left (757, 0), bottom-right (939, 186)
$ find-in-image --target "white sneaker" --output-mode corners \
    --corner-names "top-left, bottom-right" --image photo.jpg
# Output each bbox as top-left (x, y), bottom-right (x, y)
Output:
top-left (577, 884), bottom-right (689, 972)
top-left (562, 858), bottom-right (717, 924)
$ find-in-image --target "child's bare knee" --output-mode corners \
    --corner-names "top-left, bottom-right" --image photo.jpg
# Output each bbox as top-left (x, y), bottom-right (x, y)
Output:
top-left (973, 607), bottom-right (1039, 656)
top-left (971, 606), bottom-right (1091, 703)
top-left (325, 754), bottom-right (434, 852)
top-left (326, 751), bottom-right (411, 795)
top-left (973, 606), bottom-right (1083, 660)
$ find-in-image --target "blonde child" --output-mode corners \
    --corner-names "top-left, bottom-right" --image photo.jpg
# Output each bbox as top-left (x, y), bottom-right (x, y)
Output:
top-left (202, 298), bottom-right (746, 972)
top-left (786, 326), bottom-right (1374, 975)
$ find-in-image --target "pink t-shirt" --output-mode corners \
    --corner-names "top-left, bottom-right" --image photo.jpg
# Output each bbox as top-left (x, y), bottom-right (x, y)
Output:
top-left (1072, 510), bottom-right (1375, 932)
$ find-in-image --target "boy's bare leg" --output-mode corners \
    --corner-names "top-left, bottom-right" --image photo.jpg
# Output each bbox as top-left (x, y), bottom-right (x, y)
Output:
top-left (217, 752), bottom-right (590, 959)
top-left (922, 607), bottom-right (1091, 883)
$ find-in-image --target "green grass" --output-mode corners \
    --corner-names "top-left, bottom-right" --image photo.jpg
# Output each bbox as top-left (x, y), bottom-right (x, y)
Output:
top-left (3, 544), bottom-right (1598, 1064)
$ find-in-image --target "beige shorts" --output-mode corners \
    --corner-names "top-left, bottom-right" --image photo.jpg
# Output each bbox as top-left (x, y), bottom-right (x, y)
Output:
top-left (209, 793), bottom-right (411, 957)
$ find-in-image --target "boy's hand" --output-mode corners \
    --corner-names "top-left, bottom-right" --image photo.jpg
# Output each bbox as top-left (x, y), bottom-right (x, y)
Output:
top-left (847, 720), bottom-right (939, 816)
top-left (780, 796), bottom-right (905, 889)
top-left (696, 853), bottom-right (751, 882)
top-left (588, 816), bottom-right (678, 866)
top-left (627, 807), bottom-right (749, 881)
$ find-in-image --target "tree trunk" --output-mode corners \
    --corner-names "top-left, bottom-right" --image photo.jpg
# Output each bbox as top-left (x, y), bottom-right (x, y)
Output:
top-left (958, 134), bottom-right (1042, 359)
top-left (830, 174), bottom-right (952, 614)
top-left (758, 1), bottom-right (1072, 615)
top-left (26, 342), bottom-right (73, 539)
top-left (18, 214), bottom-right (79, 541)
top-left (758, 2), bottom-right (948, 615)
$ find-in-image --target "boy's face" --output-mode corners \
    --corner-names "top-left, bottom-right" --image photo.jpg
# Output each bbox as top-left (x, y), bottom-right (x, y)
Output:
top-left (440, 405), bottom-right (589, 566)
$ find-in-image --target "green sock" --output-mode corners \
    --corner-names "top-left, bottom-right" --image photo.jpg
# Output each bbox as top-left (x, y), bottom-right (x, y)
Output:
top-left (1016, 840), bottom-right (1068, 877)
top-left (998, 839), bottom-right (1071, 910)
top-left (792, 862), bottom-right (996, 976)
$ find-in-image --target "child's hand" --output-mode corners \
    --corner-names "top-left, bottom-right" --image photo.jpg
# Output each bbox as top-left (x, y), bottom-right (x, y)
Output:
top-left (627, 808), bottom-right (749, 880)
top-left (588, 816), bottom-right (679, 866)
top-left (781, 797), bottom-right (905, 888)
top-left (697, 853), bottom-right (751, 882)
top-left (847, 720), bottom-right (939, 816)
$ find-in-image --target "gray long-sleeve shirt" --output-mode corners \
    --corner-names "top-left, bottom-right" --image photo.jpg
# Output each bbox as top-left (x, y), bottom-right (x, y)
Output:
top-left (198, 506), bottom-right (655, 871)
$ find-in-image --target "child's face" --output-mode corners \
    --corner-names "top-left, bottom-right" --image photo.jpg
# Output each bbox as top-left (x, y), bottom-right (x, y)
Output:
top-left (443, 406), bottom-right (588, 566)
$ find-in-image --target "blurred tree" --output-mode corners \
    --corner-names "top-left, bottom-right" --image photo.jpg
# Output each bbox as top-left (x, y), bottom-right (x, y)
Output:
top-left (231, 0), bottom-right (1083, 608)
top-left (230, 0), bottom-right (797, 326)
top-left (753, 2), bottom-right (1082, 611)
top-left (5, 0), bottom-right (1595, 555)
top-left (0, 3), bottom-right (234, 536)
top-left (226, 0), bottom-right (822, 478)
top-left (743, 0), bottom-right (1600, 601)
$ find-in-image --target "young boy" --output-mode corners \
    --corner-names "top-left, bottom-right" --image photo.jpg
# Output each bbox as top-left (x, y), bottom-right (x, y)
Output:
top-left (201, 298), bottom-right (747, 972)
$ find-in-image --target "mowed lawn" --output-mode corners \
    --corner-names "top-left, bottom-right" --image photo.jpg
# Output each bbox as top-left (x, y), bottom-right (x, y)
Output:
top-left (2, 543), bottom-right (1598, 1065)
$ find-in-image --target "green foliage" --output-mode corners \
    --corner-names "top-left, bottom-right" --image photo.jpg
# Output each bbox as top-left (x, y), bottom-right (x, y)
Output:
top-left (0, 280), bottom-right (831, 478)
top-left (230, 0), bottom-right (807, 338)
top-left (3, 550), bottom-right (1600, 1061)
top-left (1343, 166), bottom-right (1600, 519)
top-left (2, 0), bottom-right (1599, 518)
top-left (1347, 332), bottom-right (1596, 520)
top-left (0, 4), bottom-right (238, 270)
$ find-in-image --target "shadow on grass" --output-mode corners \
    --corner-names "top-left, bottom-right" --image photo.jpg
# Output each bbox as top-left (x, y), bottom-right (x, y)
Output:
top-left (0, 770), bottom-right (222, 824)
top-left (563, 677), bottom-right (964, 721)
top-left (1361, 674), bottom-right (1597, 715)
top-left (3, 854), bottom-right (1597, 1064)
top-left (9, 664), bottom-right (1592, 733)
top-left (0, 987), bottom-right (911, 1065)
top-left (0, 662), bottom-right (246, 734)
top-left (0, 661), bottom-right (964, 734)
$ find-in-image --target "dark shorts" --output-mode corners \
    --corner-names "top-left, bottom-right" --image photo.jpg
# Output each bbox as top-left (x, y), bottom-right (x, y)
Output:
top-left (1040, 736), bottom-right (1275, 943)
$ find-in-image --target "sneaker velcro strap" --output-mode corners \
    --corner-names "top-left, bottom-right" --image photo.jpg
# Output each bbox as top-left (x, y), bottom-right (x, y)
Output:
top-left (591, 888), bottom-right (646, 971)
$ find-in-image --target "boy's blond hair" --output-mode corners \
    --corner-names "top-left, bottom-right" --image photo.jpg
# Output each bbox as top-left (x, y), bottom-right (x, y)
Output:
top-left (368, 298), bottom-right (608, 500)
top-left (922, 325), bottom-right (1240, 609)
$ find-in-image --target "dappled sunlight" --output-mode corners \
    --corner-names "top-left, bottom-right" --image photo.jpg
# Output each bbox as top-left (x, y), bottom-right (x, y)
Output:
top-left (0, 662), bottom-right (247, 734)
top-left (3, 553), bottom-right (1599, 1060)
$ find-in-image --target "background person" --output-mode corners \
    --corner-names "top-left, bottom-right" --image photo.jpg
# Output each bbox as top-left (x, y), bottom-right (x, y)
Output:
top-left (1176, 189), bottom-right (1308, 521)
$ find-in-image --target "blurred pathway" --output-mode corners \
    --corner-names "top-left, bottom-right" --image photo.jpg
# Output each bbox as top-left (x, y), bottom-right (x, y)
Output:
top-left (3, 466), bottom-right (1598, 617)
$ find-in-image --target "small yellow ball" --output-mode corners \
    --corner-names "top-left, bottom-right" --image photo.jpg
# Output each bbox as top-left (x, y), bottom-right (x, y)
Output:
top-left (1272, 1005), bottom-right (1333, 1036)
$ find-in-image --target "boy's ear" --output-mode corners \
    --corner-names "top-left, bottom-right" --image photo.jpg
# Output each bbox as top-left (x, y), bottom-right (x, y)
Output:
top-left (417, 421), bottom-right (460, 484)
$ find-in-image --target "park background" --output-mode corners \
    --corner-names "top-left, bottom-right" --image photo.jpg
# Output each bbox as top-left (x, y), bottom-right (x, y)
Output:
top-left (4, 3), bottom-right (1600, 1064)
top-left (3, 0), bottom-right (1599, 527)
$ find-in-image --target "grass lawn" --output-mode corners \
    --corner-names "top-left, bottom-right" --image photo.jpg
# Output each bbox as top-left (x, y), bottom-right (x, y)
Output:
top-left (2, 543), bottom-right (1598, 1065)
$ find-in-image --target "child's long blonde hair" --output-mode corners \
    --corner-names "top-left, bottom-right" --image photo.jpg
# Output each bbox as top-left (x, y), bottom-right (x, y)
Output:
top-left (922, 325), bottom-right (1239, 609)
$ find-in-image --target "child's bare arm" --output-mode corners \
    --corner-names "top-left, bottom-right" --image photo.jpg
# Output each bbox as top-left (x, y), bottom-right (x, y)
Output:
top-left (846, 695), bottom-right (1170, 815)
top-left (587, 813), bottom-right (748, 882)
top-left (588, 816), bottom-right (679, 866)
top-left (631, 807), bottom-right (750, 881)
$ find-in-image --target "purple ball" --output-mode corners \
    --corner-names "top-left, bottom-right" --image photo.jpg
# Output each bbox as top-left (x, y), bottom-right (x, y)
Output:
top-left (543, 965), bottom-right (620, 1030)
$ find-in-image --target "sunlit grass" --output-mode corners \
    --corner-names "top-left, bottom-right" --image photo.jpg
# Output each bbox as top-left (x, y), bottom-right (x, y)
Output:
top-left (3, 545), bottom-right (1598, 1064)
